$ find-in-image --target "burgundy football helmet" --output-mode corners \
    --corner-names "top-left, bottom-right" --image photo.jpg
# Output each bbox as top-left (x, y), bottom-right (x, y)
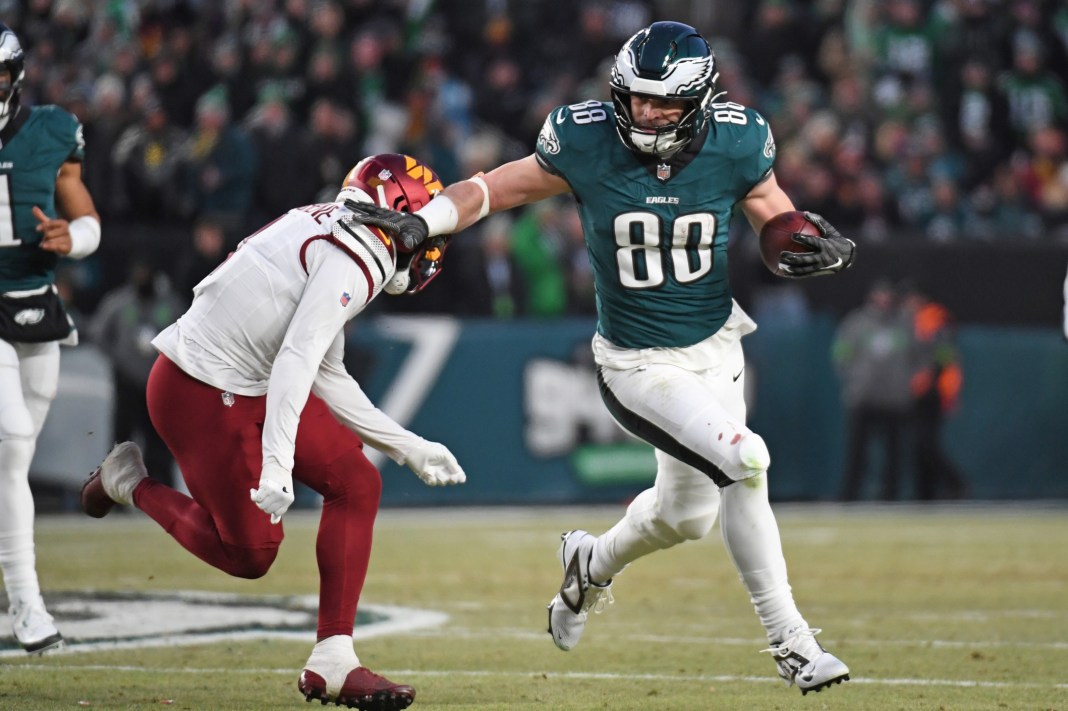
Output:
top-left (337, 153), bottom-right (442, 213)
top-left (338, 154), bottom-right (449, 294)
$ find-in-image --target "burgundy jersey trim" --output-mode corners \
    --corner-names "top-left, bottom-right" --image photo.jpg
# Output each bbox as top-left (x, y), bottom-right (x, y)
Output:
top-left (334, 219), bottom-right (393, 278)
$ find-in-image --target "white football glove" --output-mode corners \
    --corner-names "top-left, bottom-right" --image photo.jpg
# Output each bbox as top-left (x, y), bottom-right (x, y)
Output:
top-left (249, 464), bottom-right (294, 524)
top-left (404, 439), bottom-right (467, 487)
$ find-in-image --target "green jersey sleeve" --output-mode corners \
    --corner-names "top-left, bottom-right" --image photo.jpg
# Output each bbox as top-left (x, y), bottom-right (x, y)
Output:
top-left (722, 105), bottom-right (776, 199)
top-left (535, 101), bottom-right (615, 186)
top-left (39, 105), bottom-right (85, 163)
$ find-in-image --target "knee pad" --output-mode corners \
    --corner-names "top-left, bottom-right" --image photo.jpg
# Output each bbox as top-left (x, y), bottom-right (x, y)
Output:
top-left (719, 431), bottom-right (770, 484)
top-left (738, 432), bottom-right (771, 476)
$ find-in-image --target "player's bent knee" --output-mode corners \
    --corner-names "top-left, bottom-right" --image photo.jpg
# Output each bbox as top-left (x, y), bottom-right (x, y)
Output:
top-left (736, 432), bottom-right (770, 479)
top-left (224, 545), bottom-right (279, 579)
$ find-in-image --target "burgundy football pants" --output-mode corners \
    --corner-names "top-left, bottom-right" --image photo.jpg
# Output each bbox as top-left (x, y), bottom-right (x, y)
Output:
top-left (140, 354), bottom-right (381, 639)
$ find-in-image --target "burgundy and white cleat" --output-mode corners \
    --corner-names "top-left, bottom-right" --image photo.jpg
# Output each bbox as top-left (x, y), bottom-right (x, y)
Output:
top-left (298, 666), bottom-right (415, 710)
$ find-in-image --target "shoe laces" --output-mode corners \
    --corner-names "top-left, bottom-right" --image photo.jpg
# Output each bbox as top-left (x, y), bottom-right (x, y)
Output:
top-left (760, 626), bottom-right (823, 660)
top-left (583, 582), bottom-right (614, 616)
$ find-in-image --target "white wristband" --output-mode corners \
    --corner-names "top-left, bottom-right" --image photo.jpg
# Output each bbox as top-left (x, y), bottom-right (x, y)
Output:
top-left (469, 175), bottom-right (491, 219)
top-left (66, 215), bottom-right (101, 259)
top-left (414, 195), bottom-right (459, 237)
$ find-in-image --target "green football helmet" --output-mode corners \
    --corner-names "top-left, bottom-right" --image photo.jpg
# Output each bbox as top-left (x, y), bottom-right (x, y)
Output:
top-left (0, 23), bottom-right (24, 121)
top-left (609, 21), bottom-right (718, 159)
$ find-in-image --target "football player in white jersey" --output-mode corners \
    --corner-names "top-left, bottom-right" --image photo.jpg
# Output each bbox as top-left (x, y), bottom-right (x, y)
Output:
top-left (80, 154), bottom-right (462, 710)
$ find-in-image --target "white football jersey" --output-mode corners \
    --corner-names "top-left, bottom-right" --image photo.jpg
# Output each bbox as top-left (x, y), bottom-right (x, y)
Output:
top-left (153, 202), bottom-right (416, 478)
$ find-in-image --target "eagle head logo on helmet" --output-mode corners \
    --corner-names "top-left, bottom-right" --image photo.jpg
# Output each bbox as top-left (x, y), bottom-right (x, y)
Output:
top-left (337, 154), bottom-right (447, 295)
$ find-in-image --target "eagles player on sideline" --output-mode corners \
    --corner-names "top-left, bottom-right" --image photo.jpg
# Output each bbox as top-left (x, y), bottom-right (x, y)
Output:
top-left (348, 22), bottom-right (855, 695)
top-left (81, 154), bottom-right (463, 710)
top-left (0, 23), bottom-right (101, 654)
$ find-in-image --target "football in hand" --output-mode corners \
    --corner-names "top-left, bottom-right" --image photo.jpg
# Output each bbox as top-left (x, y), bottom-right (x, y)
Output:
top-left (759, 211), bottom-right (822, 276)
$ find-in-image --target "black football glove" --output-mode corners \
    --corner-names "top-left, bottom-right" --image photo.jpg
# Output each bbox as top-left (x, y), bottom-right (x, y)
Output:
top-left (343, 199), bottom-right (429, 253)
top-left (778, 212), bottom-right (856, 278)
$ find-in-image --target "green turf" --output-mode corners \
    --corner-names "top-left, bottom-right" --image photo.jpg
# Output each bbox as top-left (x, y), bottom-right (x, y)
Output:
top-left (2, 504), bottom-right (1066, 710)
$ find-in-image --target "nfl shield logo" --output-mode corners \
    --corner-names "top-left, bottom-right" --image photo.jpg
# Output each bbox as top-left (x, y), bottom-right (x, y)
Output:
top-left (340, 291), bottom-right (351, 306)
top-left (656, 163), bottom-right (671, 181)
top-left (221, 391), bottom-right (235, 408)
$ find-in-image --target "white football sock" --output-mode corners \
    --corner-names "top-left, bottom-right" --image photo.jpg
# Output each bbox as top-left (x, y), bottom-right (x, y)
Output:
top-left (304, 635), bottom-right (360, 696)
top-left (0, 437), bottom-right (41, 603)
top-left (720, 473), bottom-right (805, 640)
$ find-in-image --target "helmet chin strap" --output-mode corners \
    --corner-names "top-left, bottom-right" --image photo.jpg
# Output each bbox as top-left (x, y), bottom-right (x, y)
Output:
top-left (0, 103), bottom-right (12, 131)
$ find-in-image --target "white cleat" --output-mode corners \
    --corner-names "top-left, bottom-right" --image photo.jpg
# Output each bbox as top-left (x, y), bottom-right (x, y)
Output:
top-left (546, 529), bottom-right (613, 651)
top-left (10, 596), bottom-right (64, 655)
top-left (97, 441), bottom-right (148, 506)
top-left (762, 624), bottom-right (850, 695)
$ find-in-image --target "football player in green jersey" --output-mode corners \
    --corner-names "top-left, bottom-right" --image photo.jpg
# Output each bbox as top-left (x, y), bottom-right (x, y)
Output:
top-left (0, 22), bottom-right (101, 654)
top-left (349, 21), bottom-right (854, 694)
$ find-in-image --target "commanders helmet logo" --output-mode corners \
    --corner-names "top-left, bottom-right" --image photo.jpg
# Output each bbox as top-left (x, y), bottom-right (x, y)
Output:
top-left (403, 155), bottom-right (443, 195)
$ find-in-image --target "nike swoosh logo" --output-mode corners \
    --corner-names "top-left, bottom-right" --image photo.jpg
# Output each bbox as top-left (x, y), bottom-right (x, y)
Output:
top-left (733, 369), bottom-right (744, 382)
top-left (555, 111), bottom-right (567, 125)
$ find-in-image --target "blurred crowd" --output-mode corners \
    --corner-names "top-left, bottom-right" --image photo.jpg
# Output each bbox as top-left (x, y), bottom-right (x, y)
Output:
top-left (8, 0), bottom-right (1068, 319)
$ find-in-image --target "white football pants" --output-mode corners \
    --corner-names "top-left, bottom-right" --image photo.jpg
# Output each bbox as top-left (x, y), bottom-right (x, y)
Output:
top-left (589, 328), bottom-right (806, 640)
top-left (0, 339), bottom-right (60, 605)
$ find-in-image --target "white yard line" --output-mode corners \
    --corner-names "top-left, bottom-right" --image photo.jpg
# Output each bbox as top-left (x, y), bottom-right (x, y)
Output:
top-left (7, 663), bottom-right (1068, 691)
top-left (398, 625), bottom-right (1068, 650)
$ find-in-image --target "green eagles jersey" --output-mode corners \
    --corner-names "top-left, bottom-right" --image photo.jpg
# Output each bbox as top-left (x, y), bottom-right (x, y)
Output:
top-left (0, 105), bottom-right (85, 291)
top-left (535, 100), bottom-right (775, 349)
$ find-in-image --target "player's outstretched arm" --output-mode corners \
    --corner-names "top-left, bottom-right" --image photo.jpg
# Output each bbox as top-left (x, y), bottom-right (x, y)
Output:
top-left (346, 154), bottom-right (570, 240)
top-left (313, 342), bottom-right (467, 487)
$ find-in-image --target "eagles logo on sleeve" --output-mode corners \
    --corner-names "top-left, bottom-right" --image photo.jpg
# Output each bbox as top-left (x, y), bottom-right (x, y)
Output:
top-left (763, 124), bottom-right (775, 160)
top-left (537, 113), bottom-right (561, 156)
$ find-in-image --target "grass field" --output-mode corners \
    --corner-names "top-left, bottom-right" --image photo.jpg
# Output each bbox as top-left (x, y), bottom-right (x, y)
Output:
top-left (1, 503), bottom-right (1066, 710)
